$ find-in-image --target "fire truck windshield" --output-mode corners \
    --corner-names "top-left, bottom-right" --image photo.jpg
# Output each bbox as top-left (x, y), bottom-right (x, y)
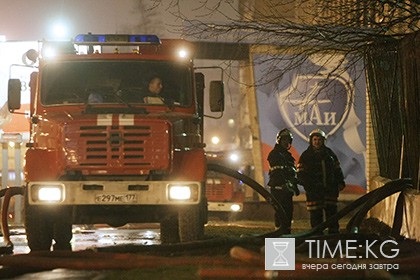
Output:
top-left (40, 60), bottom-right (192, 107)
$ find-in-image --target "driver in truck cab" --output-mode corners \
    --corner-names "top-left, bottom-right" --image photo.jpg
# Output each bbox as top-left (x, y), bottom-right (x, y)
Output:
top-left (143, 74), bottom-right (176, 107)
top-left (88, 74), bottom-right (173, 106)
top-left (143, 74), bottom-right (165, 104)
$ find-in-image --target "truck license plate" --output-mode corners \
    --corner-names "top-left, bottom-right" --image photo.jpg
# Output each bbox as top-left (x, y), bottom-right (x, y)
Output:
top-left (95, 194), bottom-right (137, 204)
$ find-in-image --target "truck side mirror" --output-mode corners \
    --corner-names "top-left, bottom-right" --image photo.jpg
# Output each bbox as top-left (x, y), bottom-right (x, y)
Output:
top-left (8, 79), bottom-right (22, 111)
top-left (209, 81), bottom-right (224, 112)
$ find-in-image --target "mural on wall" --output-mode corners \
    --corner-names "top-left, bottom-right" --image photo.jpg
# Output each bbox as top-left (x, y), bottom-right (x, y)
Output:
top-left (254, 53), bottom-right (366, 193)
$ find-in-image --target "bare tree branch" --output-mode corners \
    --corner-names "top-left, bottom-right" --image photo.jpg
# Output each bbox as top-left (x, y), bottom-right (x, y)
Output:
top-left (149, 0), bottom-right (418, 95)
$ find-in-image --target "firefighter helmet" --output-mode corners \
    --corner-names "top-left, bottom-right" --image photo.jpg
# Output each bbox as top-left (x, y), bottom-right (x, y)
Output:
top-left (309, 129), bottom-right (326, 140)
top-left (276, 129), bottom-right (293, 144)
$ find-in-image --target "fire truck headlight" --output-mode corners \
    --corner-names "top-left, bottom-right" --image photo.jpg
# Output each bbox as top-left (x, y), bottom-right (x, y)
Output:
top-left (230, 204), bottom-right (242, 212)
top-left (168, 184), bottom-right (198, 201)
top-left (32, 185), bottom-right (64, 202)
top-left (229, 152), bottom-right (239, 163)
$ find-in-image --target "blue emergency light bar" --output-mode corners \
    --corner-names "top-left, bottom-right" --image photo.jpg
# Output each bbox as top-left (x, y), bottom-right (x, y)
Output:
top-left (73, 34), bottom-right (161, 45)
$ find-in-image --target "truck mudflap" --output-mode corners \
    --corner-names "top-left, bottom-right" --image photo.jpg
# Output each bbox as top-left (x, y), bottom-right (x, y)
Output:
top-left (27, 181), bottom-right (201, 205)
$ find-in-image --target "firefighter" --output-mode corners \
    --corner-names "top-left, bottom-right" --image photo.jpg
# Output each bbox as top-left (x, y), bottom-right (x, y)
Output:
top-left (143, 74), bottom-right (174, 107)
top-left (147, 75), bottom-right (164, 95)
top-left (297, 129), bottom-right (345, 234)
top-left (267, 128), bottom-right (300, 234)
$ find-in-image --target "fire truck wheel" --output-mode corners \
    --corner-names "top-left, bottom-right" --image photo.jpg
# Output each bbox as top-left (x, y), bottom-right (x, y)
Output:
top-left (53, 210), bottom-right (73, 251)
top-left (24, 205), bottom-right (54, 251)
top-left (178, 205), bottom-right (203, 242)
top-left (160, 215), bottom-right (180, 244)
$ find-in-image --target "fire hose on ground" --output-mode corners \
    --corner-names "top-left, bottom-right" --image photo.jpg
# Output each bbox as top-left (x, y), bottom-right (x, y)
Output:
top-left (207, 165), bottom-right (414, 241)
top-left (0, 186), bottom-right (24, 254)
top-left (0, 167), bottom-right (418, 278)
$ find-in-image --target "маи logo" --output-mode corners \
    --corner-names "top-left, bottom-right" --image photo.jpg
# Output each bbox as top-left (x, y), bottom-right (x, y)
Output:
top-left (276, 55), bottom-right (353, 141)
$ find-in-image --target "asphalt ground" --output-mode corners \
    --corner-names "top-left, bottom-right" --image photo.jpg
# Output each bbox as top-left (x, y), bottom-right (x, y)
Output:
top-left (0, 219), bottom-right (419, 279)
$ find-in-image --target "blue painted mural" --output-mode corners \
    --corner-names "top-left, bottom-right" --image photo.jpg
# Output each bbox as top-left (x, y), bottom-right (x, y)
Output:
top-left (254, 53), bottom-right (366, 193)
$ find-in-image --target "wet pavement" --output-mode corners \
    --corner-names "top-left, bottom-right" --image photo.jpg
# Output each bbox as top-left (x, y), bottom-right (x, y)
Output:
top-left (72, 224), bottom-right (161, 250)
top-left (0, 221), bottom-right (271, 279)
top-left (4, 223), bottom-right (162, 254)
top-left (2, 221), bottom-right (420, 279)
top-left (1, 224), bottom-right (164, 279)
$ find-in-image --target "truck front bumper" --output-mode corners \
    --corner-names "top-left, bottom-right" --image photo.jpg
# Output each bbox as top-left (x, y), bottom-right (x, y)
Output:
top-left (208, 202), bottom-right (243, 212)
top-left (27, 180), bottom-right (201, 206)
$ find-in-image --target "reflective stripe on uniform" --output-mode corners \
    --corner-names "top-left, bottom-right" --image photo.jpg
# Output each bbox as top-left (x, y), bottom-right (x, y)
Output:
top-left (325, 196), bottom-right (338, 206)
top-left (297, 163), bottom-right (304, 172)
top-left (269, 165), bottom-right (286, 172)
top-left (271, 185), bottom-right (286, 191)
top-left (270, 165), bottom-right (296, 172)
top-left (306, 200), bottom-right (324, 211)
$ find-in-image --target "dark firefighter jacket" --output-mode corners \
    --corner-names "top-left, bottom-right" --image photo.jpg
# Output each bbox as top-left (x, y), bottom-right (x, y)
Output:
top-left (297, 145), bottom-right (345, 202)
top-left (267, 144), bottom-right (298, 193)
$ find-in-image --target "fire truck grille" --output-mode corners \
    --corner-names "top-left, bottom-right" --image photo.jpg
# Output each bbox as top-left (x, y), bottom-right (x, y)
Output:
top-left (206, 178), bottom-right (234, 201)
top-left (65, 123), bottom-right (170, 171)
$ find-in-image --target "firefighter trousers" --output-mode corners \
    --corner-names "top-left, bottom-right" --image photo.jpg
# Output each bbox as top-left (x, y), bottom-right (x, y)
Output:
top-left (271, 188), bottom-right (293, 234)
top-left (309, 203), bottom-right (339, 234)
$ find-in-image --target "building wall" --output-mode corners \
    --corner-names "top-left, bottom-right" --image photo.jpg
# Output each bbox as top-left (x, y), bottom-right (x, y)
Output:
top-left (367, 31), bottom-right (419, 241)
top-left (365, 87), bottom-right (380, 192)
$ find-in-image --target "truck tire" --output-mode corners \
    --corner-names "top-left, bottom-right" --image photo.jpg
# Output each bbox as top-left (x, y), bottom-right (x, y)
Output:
top-left (178, 205), bottom-right (204, 242)
top-left (25, 197), bottom-right (73, 251)
top-left (160, 214), bottom-right (180, 244)
top-left (52, 208), bottom-right (73, 251)
top-left (24, 204), bottom-right (54, 251)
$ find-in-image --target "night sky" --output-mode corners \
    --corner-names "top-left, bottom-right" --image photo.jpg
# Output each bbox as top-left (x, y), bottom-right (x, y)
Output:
top-left (0, 0), bottom-right (170, 41)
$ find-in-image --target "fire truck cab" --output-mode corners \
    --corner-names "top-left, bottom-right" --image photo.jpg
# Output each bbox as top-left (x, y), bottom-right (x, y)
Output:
top-left (7, 34), bottom-right (224, 250)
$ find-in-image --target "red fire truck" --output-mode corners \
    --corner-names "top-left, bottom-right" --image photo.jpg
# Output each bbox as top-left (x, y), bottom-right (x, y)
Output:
top-left (7, 34), bottom-right (224, 250)
top-left (206, 152), bottom-right (245, 220)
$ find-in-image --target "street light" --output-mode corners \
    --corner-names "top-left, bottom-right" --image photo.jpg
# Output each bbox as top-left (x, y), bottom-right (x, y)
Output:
top-left (49, 21), bottom-right (70, 40)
